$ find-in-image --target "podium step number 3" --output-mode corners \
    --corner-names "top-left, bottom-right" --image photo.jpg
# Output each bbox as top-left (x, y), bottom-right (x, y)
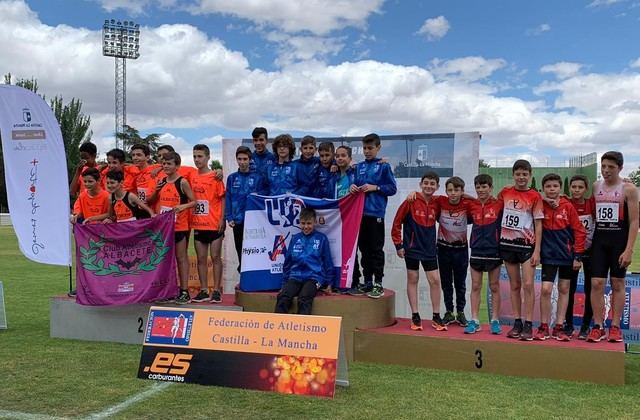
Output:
top-left (0, 281), bottom-right (7, 329)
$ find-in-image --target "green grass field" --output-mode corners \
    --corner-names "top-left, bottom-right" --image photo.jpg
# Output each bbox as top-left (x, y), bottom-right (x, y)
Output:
top-left (1, 226), bottom-right (640, 419)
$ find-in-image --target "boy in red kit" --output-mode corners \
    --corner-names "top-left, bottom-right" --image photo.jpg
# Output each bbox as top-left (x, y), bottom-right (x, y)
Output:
top-left (435, 176), bottom-right (470, 327)
top-left (392, 172), bottom-right (446, 331)
top-left (465, 174), bottom-right (504, 335)
top-left (567, 175), bottom-right (596, 339)
top-left (534, 174), bottom-right (586, 341)
top-left (499, 159), bottom-right (544, 341)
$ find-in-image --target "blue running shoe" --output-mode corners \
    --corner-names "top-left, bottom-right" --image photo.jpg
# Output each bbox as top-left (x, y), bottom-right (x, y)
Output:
top-left (464, 320), bottom-right (480, 334)
top-left (490, 319), bottom-right (502, 335)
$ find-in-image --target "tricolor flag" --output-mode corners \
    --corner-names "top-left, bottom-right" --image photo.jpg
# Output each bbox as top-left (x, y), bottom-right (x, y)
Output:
top-left (240, 192), bottom-right (364, 291)
top-left (145, 310), bottom-right (194, 346)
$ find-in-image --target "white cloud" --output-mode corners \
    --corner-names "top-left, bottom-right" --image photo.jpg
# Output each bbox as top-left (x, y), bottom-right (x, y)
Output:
top-left (416, 16), bottom-right (450, 41)
top-left (94, 0), bottom-right (151, 15)
top-left (3, 1), bottom-right (640, 173)
top-left (527, 23), bottom-right (551, 36)
top-left (188, 0), bottom-right (384, 35)
top-left (540, 62), bottom-right (584, 79)
top-left (265, 32), bottom-right (345, 66)
top-left (588, 0), bottom-right (625, 7)
top-left (430, 57), bottom-right (507, 82)
top-left (630, 58), bottom-right (640, 68)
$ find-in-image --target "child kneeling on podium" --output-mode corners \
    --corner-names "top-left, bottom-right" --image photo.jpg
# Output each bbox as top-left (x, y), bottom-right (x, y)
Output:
top-left (274, 208), bottom-right (334, 315)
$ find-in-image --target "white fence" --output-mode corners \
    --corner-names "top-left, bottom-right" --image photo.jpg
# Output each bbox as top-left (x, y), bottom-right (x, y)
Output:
top-left (0, 213), bottom-right (11, 226)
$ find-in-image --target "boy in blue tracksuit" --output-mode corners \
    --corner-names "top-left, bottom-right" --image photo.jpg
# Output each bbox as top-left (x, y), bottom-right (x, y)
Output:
top-left (263, 134), bottom-right (305, 196)
top-left (315, 141), bottom-right (336, 198)
top-left (274, 208), bottom-right (334, 315)
top-left (225, 146), bottom-right (264, 272)
top-left (249, 127), bottom-right (275, 177)
top-left (349, 133), bottom-right (397, 299)
top-left (293, 135), bottom-right (321, 197)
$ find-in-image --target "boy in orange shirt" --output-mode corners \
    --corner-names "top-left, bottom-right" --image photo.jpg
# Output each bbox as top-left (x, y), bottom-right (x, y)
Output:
top-left (100, 148), bottom-right (138, 193)
top-left (104, 170), bottom-right (155, 223)
top-left (70, 142), bottom-right (99, 198)
top-left (147, 151), bottom-right (196, 304)
top-left (131, 143), bottom-right (156, 204)
top-left (190, 144), bottom-right (226, 303)
top-left (70, 167), bottom-right (110, 225)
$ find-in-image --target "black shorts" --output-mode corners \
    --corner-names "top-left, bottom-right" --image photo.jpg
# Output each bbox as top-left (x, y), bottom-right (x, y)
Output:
top-left (194, 230), bottom-right (224, 243)
top-left (541, 264), bottom-right (574, 282)
top-left (405, 256), bottom-right (438, 272)
top-left (470, 255), bottom-right (502, 273)
top-left (590, 239), bottom-right (627, 279)
top-left (500, 247), bottom-right (533, 264)
top-left (175, 231), bottom-right (190, 243)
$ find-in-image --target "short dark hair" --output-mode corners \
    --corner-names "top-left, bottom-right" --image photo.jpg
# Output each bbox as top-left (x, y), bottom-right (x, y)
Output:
top-left (446, 176), bottom-right (465, 190)
top-left (421, 171), bottom-right (440, 184)
top-left (601, 151), bottom-right (623, 168)
top-left (236, 145), bottom-right (251, 158)
top-left (106, 169), bottom-right (124, 182)
top-left (193, 144), bottom-right (210, 155)
top-left (252, 127), bottom-right (268, 139)
top-left (272, 134), bottom-right (296, 160)
top-left (79, 141), bottom-right (97, 156)
top-left (300, 207), bottom-right (316, 221)
top-left (569, 174), bottom-right (589, 188)
top-left (474, 174), bottom-right (493, 187)
top-left (106, 148), bottom-right (126, 163)
top-left (318, 142), bottom-right (335, 153)
top-left (362, 133), bottom-right (381, 146)
top-left (512, 159), bottom-right (532, 174)
top-left (157, 144), bottom-right (175, 153)
top-left (542, 173), bottom-right (562, 187)
top-left (301, 135), bottom-right (316, 147)
top-left (336, 145), bottom-right (352, 158)
top-left (81, 167), bottom-right (100, 181)
top-left (163, 151), bottom-right (181, 166)
top-left (130, 143), bottom-right (150, 157)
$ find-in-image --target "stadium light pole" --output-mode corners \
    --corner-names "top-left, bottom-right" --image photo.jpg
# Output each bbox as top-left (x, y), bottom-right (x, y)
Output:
top-left (102, 19), bottom-right (140, 149)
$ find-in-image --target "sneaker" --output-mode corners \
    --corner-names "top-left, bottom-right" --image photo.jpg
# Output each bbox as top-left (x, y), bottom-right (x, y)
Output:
top-left (564, 323), bottom-right (574, 338)
top-left (210, 290), bottom-right (222, 303)
top-left (551, 324), bottom-right (563, 339)
top-left (507, 320), bottom-right (523, 339)
top-left (410, 315), bottom-right (423, 331)
top-left (556, 329), bottom-right (571, 342)
top-left (534, 325), bottom-right (550, 341)
top-left (608, 325), bottom-right (623, 343)
top-left (578, 324), bottom-right (590, 340)
top-left (456, 312), bottom-right (468, 327)
top-left (367, 283), bottom-right (384, 299)
top-left (490, 319), bottom-right (502, 335)
top-left (442, 311), bottom-right (455, 325)
top-left (175, 290), bottom-right (190, 305)
top-left (520, 322), bottom-right (533, 341)
top-left (190, 290), bottom-right (209, 303)
top-left (348, 283), bottom-right (372, 296)
top-left (464, 320), bottom-right (480, 334)
top-left (155, 295), bottom-right (176, 304)
top-left (346, 286), bottom-right (364, 296)
top-left (586, 327), bottom-right (606, 342)
top-left (431, 315), bottom-right (448, 331)
top-left (67, 289), bottom-right (77, 297)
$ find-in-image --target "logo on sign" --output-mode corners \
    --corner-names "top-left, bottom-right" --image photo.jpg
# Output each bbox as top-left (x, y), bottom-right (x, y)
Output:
top-left (269, 233), bottom-right (290, 261)
top-left (265, 196), bottom-right (305, 228)
top-left (23, 108), bottom-right (31, 122)
top-left (145, 310), bottom-right (194, 346)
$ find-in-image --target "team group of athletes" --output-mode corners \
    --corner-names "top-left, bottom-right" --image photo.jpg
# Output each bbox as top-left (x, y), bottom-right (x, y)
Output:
top-left (67, 128), bottom-right (639, 344)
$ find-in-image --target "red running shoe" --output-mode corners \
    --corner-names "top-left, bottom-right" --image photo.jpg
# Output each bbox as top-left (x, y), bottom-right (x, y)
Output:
top-left (586, 327), bottom-right (606, 342)
top-left (556, 329), bottom-right (571, 342)
top-left (551, 324), bottom-right (563, 339)
top-left (534, 324), bottom-right (550, 341)
top-left (608, 325), bottom-right (623, 342)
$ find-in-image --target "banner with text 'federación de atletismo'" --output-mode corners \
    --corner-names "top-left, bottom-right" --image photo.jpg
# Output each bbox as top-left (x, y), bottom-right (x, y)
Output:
top-left (240, 193), bottom-right (364, 292)
top-left (0, 85), bottom-right (71, 266)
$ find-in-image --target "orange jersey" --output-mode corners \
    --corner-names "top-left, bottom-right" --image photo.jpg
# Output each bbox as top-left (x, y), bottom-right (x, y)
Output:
top-left (77, 164), bottom-right (100, 194)
top-left (73, 189), bottom-right (110, 222)
top-left (101, 165), bottom-right (139, 193)
top-left (157, 177), bottom-right (190, 231)
top-left (112, 192), bottom-right (136, 222)
top-left (190, 171), bottom-right (225, 230)
top-left (497, 186), bottom-right (544, 249)
top-left (149, 164), bottom-right (196, 184)
top-left (133, 165), bottom-right (157, 203)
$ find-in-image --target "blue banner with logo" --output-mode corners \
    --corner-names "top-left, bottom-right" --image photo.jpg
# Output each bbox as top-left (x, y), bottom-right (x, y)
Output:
top-left (239, 193), bottom-right (364, 292)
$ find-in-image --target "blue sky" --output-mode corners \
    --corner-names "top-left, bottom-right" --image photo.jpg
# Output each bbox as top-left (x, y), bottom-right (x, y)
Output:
top-left (3, 0), bottom-right (640, 172)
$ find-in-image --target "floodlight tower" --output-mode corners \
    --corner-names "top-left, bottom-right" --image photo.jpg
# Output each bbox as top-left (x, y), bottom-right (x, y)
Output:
top-left (102, 19), bottom-right (140, 149)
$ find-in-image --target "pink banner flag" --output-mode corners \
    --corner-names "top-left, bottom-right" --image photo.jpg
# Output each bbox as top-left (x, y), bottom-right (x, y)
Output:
top-left (74, 212), bottom-right (178, 305)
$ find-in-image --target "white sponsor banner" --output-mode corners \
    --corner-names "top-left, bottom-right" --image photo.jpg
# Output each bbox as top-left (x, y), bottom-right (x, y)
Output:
top-left (0, 85), bottom-right (71, 266)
